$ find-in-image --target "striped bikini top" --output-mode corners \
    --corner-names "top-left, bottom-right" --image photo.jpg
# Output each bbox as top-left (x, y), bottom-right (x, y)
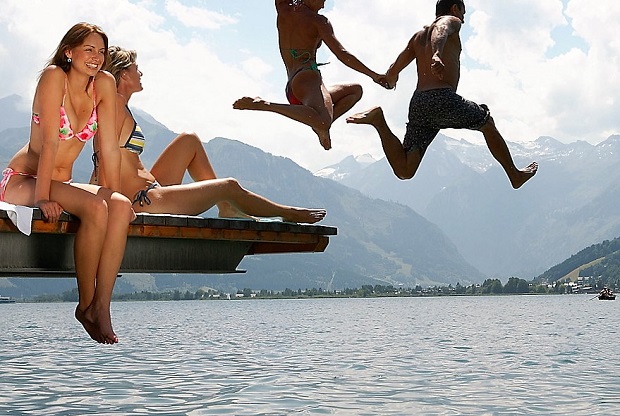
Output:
top-left (121, 107), bottom-right (145, 155)
top-left (32, 79), bottom-right (98, 142)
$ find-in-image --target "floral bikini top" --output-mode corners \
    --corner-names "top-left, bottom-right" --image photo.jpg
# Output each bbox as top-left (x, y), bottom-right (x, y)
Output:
top-left (31, 79), bottom-right (98, 142)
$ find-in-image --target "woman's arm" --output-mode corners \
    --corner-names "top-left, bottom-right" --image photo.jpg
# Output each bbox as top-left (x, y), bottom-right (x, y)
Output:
top-left (317, 17), bottom-right (381, 82)
top-left (95, 71), bottom-right (121, 192)
top-left (92, 92), bottom-right (128, 185)
top-left (34, 67), bottom-right (65, 218)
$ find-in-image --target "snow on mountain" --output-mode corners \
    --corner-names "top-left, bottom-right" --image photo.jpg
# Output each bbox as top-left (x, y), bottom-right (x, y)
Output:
top-left (315, 153), bottom-right (377, 181)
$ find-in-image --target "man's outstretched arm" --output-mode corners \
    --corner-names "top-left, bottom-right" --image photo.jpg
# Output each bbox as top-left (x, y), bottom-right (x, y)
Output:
top-left (384, 35), bottom-right (418, 88)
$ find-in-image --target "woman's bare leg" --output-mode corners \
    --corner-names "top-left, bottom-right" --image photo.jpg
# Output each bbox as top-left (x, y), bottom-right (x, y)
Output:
top-left (150, 133), bottom-right (217, 185)
top-left (59, 183), bottom-right (133, 344)
top-left (149, 133), bottom-right (247, 218)
top-left (328, 83), bottom-right (363, 122)
top-left (233, 71), bottom-right (334, 150)
top-left (135, 178), bottom-right (326, 223)
top-left (3, 178), bottom-right (108, 343)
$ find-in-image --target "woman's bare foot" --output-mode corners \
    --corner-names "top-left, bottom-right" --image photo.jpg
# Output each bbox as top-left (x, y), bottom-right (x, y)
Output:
top-left (217, 201), bottom-right (257, 221)
top-left (510, 162), bottom-right (538, 189)
top-left (233, 96), bottom-right (269, 111)
top-left (75, 305), bottom-right (105, 344)
top-left (281, 208), bottom-right (326, 224)
top-left (346, 106), bottom-right (384, 126)
top-left (79, 302), bottom-right (118, 345)
top-left (313, 128), bottom-right (332, 150)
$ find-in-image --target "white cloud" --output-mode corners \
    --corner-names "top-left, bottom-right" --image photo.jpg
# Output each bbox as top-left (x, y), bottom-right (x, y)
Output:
top-left (164, 0), bottom-right (237, 30)
top-left (0, 0), bottom-right (618, 171)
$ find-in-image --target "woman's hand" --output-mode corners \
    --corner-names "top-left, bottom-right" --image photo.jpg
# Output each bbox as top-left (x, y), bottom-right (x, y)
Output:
top-left (35, 199), bottom-right (64, 223)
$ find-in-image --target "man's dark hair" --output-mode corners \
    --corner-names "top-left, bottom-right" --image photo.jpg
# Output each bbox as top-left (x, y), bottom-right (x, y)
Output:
top-left (436, 0), bottom-right (464, 17)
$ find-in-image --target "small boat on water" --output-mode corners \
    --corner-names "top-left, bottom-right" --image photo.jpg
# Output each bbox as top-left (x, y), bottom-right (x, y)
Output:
top-left (598, 288), bottom-right (616, 301)
top-left (0, 295), bottom-right (16, 304)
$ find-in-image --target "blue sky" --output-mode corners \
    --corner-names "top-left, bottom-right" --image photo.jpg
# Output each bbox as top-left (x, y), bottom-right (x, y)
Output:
top-left (0, 0), bottom-right (618, 171)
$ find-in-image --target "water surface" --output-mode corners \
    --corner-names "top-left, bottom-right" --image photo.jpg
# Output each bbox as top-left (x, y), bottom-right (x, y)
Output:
top-left (1, 295), bottom-right (618, 415)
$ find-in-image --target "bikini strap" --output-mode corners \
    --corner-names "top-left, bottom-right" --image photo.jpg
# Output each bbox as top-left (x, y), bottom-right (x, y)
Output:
top-left (91, 77), bottom-right (97, 104)
top-left (61, 77), bottom-right (68, 107)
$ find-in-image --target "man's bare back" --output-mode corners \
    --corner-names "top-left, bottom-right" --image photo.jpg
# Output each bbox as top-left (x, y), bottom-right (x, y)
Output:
top-left (347, 0), bottom-right (537, 189)
top-left (415, 17), bottom-right (463, 91)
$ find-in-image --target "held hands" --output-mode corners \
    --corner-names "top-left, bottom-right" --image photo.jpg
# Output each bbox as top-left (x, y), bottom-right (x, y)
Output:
top-left (374, 73), bottom-right (398, 90)
top-left (35, 199), bottom-right (64, 223)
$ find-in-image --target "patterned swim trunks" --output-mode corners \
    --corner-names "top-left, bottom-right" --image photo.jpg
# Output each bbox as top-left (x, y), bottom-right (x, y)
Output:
top-left (403, 88), bottom-right (490, 153)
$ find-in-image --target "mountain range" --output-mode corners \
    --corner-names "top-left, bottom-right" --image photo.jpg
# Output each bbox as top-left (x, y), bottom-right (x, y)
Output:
top-left (0, 95), bottom-right (483, 298)
top-left (1, 93), bottom-right (617, 297)
top-left (316, 132), bottom-right (620, 279)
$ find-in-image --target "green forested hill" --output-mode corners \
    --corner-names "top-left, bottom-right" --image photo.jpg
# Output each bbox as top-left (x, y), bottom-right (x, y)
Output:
top-left (535, 237), bottom-right (620, 287)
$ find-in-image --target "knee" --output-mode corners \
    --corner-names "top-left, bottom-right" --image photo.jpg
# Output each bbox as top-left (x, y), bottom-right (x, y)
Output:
top-left (176, 132), bottom-right (202, 147)
top-left (479, 114), bottom-right (496, 133)
top-left (221, 177), bottom-right (242, 191)
top-left (81, 197), bottom-right (109, 226)
top-left (108, 194), bottom-right (134, 223)
top-left (350, 84), bottom-right (363, 101)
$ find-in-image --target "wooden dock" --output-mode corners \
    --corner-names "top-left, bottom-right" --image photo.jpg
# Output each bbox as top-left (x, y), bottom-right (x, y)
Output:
top-left (0, 209), bottom-right (337, 277)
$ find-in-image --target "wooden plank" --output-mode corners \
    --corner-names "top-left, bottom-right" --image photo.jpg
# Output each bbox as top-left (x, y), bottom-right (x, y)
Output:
top-left (0, 209), bottom-right (337, 276)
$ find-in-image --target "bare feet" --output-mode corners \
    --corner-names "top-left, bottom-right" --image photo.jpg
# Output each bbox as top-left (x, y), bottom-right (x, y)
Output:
top-left (234, 97), bottom-right (332, 150)
top-left (510, 162), bottom-right (538, 189)
top-left (75, 306), bottom-right (104, 344)
top-left (313, 128), bottom-right (332, 150)
top-left (233, 96), bottom-right (268, 111)
top-left (346, 106), bottom-right (384, 126)
top-left (217, 201), bottom-right (257, 221)
top-left (75, 302), bottom-right (118, 345)
top-left (282, 208), bottom-right (327, 224)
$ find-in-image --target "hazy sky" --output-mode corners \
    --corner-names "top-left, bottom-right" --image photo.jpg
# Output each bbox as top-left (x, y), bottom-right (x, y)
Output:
top-left (0, 0), bottom-right (618, 171)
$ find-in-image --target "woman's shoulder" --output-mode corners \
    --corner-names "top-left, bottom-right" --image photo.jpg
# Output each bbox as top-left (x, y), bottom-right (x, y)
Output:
top-left (39, 66), bottom-right (66, 84)
top-left (94, 70), bottom-right (117, 97)
top-left (95, 70), bottom-right (116, 86)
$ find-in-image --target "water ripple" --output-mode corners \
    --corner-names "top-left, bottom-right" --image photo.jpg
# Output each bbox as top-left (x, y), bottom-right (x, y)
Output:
top-left (1, 295), bottom-right (619, 414)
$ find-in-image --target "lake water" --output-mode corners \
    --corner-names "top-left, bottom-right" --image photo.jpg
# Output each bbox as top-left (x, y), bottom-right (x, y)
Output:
top-left (0, 295), bottom-right (618, 415)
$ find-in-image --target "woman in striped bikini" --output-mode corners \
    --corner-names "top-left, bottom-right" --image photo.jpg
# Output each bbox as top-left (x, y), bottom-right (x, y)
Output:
top-left (102, 46), bottom-right (326, 224)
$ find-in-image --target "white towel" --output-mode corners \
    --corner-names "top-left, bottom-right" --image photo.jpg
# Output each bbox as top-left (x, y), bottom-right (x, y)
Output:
top-left (0, 201), bottom-right (34, 236)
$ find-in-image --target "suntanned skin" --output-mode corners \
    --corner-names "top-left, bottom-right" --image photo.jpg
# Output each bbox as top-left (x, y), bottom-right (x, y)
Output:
top-left (3, 30), bottom-right (134, 344)
top-left (233, 0), bottom-right (387, 151)
top-left (104, 50), bottom-right (326, 224)
top-left (347, 3), bottom-right (537, 189)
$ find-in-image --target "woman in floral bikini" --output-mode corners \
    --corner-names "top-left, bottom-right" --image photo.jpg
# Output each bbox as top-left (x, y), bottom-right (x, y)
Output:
top-left (0, 23), bottom-right (134, 345)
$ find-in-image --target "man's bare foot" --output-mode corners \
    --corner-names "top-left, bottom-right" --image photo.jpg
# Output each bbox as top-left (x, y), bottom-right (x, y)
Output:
top-left (217, 201), bottom-right (257, 220)
top-left (282, 208), bottom-right (326, 224)
top-left (233, 96), bottom-right (269, 111)
top-left (346, 106), bottom-right (384, 126)
top-left (511, 162), bottom-right (538, 189)
top-left (313, 128), bottom-right (332, 150)
top-left (80, 302), bottom-right (118, 345)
